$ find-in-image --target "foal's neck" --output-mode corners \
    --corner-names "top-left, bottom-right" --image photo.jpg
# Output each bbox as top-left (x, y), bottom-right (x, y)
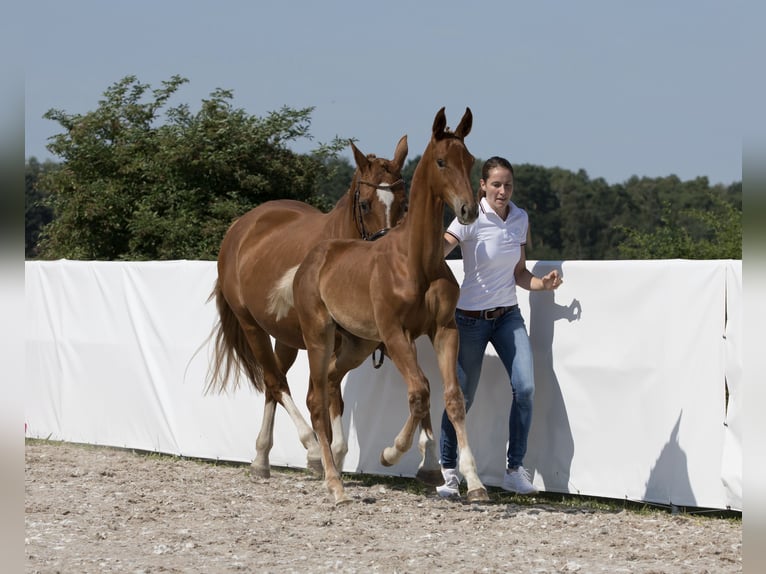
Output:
top-left (403, 161), bottom-right (447, 277)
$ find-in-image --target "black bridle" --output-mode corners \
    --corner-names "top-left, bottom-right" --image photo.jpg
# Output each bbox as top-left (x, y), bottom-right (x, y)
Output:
top-left (353, 178), bottom-right (405, 241)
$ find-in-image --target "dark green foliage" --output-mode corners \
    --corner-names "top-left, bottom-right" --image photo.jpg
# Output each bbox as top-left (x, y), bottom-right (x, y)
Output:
top-left (616, 190), bottom-right (742, 259)
top-left (25, 158), bottom-right (57, 258)
top-left (27, 76), bottom-right (741, 261)
top-left (401, 157), bottom-right (741, 261)
top-left (313, 154), bottom-right (357, 209)
top-left (402, 154), bottom-right (420, 191)
top-left (34, 75), bottom-right (345, 260)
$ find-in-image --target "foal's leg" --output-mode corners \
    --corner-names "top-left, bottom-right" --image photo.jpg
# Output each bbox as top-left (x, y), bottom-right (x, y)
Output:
top-left (293, 251), bottom-right (350, 505)
top-left (376, 333), bottom-right (432, 469)
top-left (325, 357), bottom-right (350, 472)
top-left (414, 410), bottom-right (443, 487)
top-left (327, 336), bottom-right (380, 472)
top-left (432, 323), bottom-right (489, 502)
top-left (303, 322), bottom-right (350, 505)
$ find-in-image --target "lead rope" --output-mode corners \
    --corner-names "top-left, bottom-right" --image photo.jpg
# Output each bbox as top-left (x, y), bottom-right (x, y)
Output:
top-left (372, 343), bottom-right (386, 369)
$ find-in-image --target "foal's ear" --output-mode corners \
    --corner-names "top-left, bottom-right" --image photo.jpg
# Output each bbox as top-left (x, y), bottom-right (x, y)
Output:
top-left (350, 140), bottom-right (370, 170)
top-left (432, 107), bottom-right (448, 139)
top-left (454, 107), bottom-right (473, 139)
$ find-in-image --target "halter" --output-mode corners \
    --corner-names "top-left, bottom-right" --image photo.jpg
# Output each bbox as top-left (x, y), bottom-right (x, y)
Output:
top-left (353, 178), bottom-right (405, 241)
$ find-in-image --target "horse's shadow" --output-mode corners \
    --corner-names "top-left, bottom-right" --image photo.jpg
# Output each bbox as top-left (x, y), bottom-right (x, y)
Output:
top-left (644, 411), bottom-right (695, 508)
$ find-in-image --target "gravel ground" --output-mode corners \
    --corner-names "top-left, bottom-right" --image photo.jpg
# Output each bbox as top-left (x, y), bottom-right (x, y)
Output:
top-left (25, 440), bottom-right (741, 573)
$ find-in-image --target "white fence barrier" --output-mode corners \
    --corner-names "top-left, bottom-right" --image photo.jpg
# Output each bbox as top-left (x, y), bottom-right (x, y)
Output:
top-left (25, 259), bottom-right (742, 511)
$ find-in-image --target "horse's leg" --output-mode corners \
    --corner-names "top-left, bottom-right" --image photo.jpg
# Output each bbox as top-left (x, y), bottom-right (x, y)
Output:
top-left (241, 325), bottom-right (310, 479)
top-left (252, 389), bottom-right (276, 478)
top-left (274, 342), bottom-right (322, 474)
top-left (414, 412), bottom-right (443, 487)
top-left (251, 343), bottom-right (298, 478)
top-left (375, 333), bottom-right (432, 469)
top-left (432, 323), bottom-right (489, 502)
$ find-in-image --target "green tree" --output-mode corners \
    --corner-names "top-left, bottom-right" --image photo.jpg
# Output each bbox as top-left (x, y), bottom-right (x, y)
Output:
top-left (512, 164), bottom-right (562, 260)
top-left (314, 154), bottom-right (356, 208)
top-left (25, 157), bottom-right (57, 259)
top-left (396, 157), bottom-right (741, 260)
top-left (37, 75), bottom-right (345, 260)
top-left (402, 154), bottom-right (420, 192)
top-left (617, 192), bottom-right (741, 259)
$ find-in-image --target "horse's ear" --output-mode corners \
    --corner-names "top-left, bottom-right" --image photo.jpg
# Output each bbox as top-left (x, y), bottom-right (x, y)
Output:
top-left (350, 140), bottom-right (369, 170)
top-left (432, 107), bottom-right (447, 139)
top-left (393, 135), bottom-right (408, 170)
top-left (454, 107), bottom-right (473, 139)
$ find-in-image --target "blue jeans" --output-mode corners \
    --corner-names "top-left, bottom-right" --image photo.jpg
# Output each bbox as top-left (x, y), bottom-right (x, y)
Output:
top-left (439, 306), bottom-right (535, 470)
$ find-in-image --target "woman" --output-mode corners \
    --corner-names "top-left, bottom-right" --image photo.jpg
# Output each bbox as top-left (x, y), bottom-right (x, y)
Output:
top-left (438, 156), bottom-right (562, 497)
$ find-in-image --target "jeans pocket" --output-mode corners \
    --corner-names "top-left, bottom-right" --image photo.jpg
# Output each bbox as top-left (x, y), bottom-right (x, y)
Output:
top-left (456, 312), bottom-right (478, 327)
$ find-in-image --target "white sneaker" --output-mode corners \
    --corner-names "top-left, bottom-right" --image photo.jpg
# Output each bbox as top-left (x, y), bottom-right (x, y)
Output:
top-left (435, 467), bottom-right (461, 498)
top-left (502, 466), bottom-right (538, 495)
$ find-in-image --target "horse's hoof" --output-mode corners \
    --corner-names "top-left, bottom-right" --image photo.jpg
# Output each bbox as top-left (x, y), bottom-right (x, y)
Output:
top-left (249, 464), bottom-right (270, 480)
top-left (466, 487), bottom-right (490, 502)
top-left (307, 458), bottom-right (324, 476)
top-left (415, 468), bottom-right (443, 487)
top-left (334, 495), bottom-right (353, 506)
top-left (379, 452), bottom-right (394, 467)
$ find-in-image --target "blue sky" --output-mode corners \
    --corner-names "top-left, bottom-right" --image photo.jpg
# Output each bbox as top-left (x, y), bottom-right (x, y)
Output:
top-left (25, 1), bottom-right (750, 186)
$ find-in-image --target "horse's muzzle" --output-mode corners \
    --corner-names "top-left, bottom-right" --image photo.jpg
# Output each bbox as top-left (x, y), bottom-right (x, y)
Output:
top-left (457, 203), bottom-right (479, 224)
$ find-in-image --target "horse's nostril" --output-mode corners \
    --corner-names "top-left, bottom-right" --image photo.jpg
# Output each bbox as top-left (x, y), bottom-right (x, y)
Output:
top-left (458, 203), bottom-right (478, 223)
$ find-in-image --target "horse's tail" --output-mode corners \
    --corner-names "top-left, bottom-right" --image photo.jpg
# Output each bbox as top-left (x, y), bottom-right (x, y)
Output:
top-left (204, 278), bottom-right (265, 394)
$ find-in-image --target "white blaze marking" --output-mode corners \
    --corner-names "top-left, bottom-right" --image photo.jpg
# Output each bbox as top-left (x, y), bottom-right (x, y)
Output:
top-left (376, 187), bottom-right (395, 227)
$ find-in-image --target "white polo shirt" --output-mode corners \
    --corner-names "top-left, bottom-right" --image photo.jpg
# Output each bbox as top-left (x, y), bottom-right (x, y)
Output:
top-left (446, 197), bottom-right (528, 310)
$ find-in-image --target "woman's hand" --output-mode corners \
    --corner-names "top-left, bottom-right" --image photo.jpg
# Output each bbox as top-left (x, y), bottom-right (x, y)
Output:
top-left (540, 270), bottom-right (563, 291)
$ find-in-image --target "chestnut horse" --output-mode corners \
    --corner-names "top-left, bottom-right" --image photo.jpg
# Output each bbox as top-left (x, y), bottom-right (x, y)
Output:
top-left (206, 136), bottom-right (409, 478)
top-left (293, 108), bottom-right (490, 504)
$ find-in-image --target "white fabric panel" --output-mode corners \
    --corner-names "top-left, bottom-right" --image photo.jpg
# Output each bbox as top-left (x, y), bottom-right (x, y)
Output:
top-left (518, 260), bottom-right (729, 509)
top-left (721, 261), bottom-right (743, 509)
top-left (24, 259), bottom-right (742, 510)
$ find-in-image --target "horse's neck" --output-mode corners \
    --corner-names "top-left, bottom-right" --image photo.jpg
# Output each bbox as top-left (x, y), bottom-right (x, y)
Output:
top-left (403, 171), bottom-right (445, 276)
top-left (322, 192), bottom-right (356, 238)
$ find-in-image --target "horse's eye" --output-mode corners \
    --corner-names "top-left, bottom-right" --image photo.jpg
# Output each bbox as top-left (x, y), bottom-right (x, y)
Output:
top-left (360, 200), bottom-right (372, 215)
top-left (436, 159), bottom-right (446, 168)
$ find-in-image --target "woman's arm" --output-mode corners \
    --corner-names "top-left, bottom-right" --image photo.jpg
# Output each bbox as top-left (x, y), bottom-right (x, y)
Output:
top-left (514, 242), bottom-right (563, 292)
top-left (443, 232), bottom-right (459, 256)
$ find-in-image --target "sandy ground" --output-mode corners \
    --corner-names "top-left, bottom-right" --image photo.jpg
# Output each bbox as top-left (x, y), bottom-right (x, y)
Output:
top-left (25, 440), bottom-right (741, 573)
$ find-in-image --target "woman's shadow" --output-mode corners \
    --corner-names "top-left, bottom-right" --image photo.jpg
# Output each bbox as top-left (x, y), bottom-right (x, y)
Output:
top-left (526, 262), bottom-right (581, 493)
